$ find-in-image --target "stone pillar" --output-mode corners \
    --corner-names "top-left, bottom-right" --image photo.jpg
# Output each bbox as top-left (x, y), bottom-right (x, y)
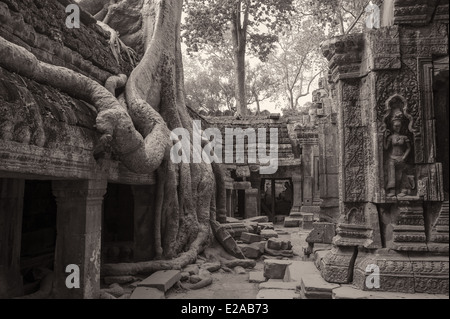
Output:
top-left (0, 179), bottom-right (25, 298)
top-left (245, 189), bottom-right (259, 219)
top-left (52, 180), bottom-right (107, 299)
top-left (290, 175), bottom-right (302, 214)
top-left (271, 179), bottom-right (276, 219)
top-left (226, 189), bottom-right (232, 218)
top-left (131, 185), bottom-right (155, 262)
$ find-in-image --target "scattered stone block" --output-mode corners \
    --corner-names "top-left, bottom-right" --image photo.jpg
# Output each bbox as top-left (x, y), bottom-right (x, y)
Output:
top-left (240, 232), bottom-right (263, 244)
top-left (138, 270), bottom-right (181, 292)
top-left (256, 241), bottom-right (266, 253)
top-left (264, 247), bottom-right (294, 257)
top-left (306, 222), bottom-right (336, 244)
top-left (248, 271), bottom-right (267, 283)
top-left (267, 238), bottom-right (282, 250)
top-left (302, 213), bottom-right (315, 230)
top-left (284, 217), bottom-right (300, 227)
top-left (226, 217), bottom-right (241, 223)
top-left (130, 287), bottom-right (165, 299)
top-left (238, 243), bottom-right (262, 259)
top-left (257, 289), bottom-right (300, 299)
top-left (264, 259), bottom-right (292, 279)
top-left (259, 281), bottom-right (299, 290)
top-left (261, 229), bottom-right (279, 239)
top-left (290, 211), bottom-right (303, 219)
top-left (301, 274), bottom-right (340, 299)
top-left (259, 222), bottom-right (274, 230)
top-left (245, 216), bottom-right (269, 223)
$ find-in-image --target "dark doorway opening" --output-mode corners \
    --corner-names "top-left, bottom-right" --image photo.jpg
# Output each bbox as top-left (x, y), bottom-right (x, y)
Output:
top-left (102, 183), bottom-right (134, 263)
top-left (20, 180), bottom-right (57, 295)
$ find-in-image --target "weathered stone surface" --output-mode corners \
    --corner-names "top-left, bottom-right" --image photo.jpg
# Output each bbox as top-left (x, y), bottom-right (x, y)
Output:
top-left (238, 243), bottom-right (262, 259)
top-left (267, 238), bottom-right (292, 251)
top-left (244, 216), bottom-right (269, 223)
top-left (301, 274), bottom-right (340, 297)
top-left (264, 247), bottom-right (294, 258)
top-left (284, 217), bottom-right (300, 228)
top-left (130, 287), bottom-right (165, 299)
top-left (261, 229), bottom-right (279, 239)
top-left (353, 251), bottom-right (449, 295)
top-left (320, 247), bottom-right (357, 284)
top-left (306, 222), bottom-right (336, 244)
top-left (259, 223), bottom-right (275, 230)
top-left (240, 232), bottom-right (263, 244)
top-left (267, 238), bottom-right (282, 250)
top-left (259, 281), bottom-right (299, 290)
top-left (284, 261), bottom-right (320, 283)
top-left (256, 289), bottom-right (300, 299)
top-left (138, 270), bottom-right (181, 292)
top-left (264, 260), bottom-right (292, 279)
top-left (248, 271), bottom-right (267, 283)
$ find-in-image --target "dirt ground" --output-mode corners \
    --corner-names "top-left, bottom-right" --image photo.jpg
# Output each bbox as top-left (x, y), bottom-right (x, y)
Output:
top-left (166, 224), bottom-right (311, 300)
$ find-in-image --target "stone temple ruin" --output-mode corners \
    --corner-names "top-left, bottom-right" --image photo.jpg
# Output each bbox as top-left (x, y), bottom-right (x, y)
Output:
top-left (0, 0), bottom-right (448, 299)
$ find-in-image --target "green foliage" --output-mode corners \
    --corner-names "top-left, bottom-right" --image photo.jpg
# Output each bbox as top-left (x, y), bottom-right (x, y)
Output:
top-left (183, 0), bottom-right (296, 61)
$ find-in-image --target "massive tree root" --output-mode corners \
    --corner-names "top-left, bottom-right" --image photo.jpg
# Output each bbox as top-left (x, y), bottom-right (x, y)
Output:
top-left (1, 0), bottom-right (232, 279)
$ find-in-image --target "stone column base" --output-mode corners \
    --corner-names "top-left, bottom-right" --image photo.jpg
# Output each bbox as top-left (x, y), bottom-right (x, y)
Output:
top-left (320, 246), bottom-right (358, 284)
top-left (353, 250), bottom-right (449, 295)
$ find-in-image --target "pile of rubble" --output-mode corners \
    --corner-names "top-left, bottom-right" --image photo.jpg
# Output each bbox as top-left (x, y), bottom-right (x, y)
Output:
top-left (223, 216), bottom-right (296, 260)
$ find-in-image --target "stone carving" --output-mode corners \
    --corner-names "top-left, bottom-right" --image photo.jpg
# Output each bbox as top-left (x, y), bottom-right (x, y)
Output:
top-left (382, 98), bottom-right (415, 197)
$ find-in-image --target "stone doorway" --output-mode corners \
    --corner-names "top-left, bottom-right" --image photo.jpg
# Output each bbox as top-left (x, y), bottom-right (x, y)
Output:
top-left (261, 179), bottom-right (293, 221)
top-left (20, 180), bottom-right (57, 296)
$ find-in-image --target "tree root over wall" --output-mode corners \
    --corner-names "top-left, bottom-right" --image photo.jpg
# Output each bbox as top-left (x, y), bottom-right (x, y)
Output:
top-left (0, 0), bottom-right (231, 279)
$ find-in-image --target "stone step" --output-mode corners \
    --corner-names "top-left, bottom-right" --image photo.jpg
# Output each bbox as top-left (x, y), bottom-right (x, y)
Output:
top-left (130, 287), bottom-right (165, 299)
top-left (138, 270), bottom-right (181, 292)
top-left (257, 289), bottom-right (300, 299)
top-left (284, 217), bottom-right (301, 228)
top-left (300, 274), bottom-right (340, 299)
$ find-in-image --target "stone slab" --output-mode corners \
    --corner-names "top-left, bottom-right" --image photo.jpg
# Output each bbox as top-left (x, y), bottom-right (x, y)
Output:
top-left (240, 232), bottom-right (263, 244)
top-left (138, 270), bottom-right (181, 292)
top-left (257, 289), bottom-right (300, 299)
top-left (284, 217), bottom-right (301, 228)
top-left (284, 261), bottom-right (320, 282)
top-left (238, 243), bottom-right (262, 259)
top-left (264, 259), bottom-right (292, 279)
top-left (259, 281), bottom-right (299, 290)
top-left (301, 274), bottom-right (340, 293)
top-left (244, 216), bottom-right (269, 223)
top-left (259, 223), bottom-right (275, 230)
top-left (261, 229), bottom-right (279, 239)
top-left (249, 271), bottom-right (267, 283)
top-left (130, 287), bottom-right (165, 299)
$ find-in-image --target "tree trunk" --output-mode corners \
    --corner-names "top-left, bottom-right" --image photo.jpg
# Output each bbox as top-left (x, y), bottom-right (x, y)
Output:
top-left (234, 48), bottom-right (247, 117)
top-left (0, 0), bottom-right (229, 276)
